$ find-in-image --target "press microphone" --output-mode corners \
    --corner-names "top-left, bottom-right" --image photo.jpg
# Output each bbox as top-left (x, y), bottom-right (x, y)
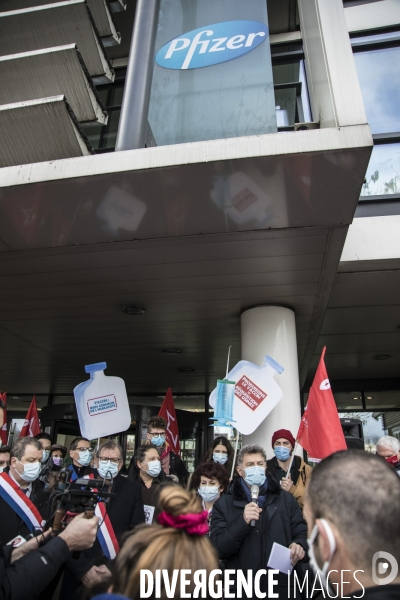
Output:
top-left (250, 484), bottom-right (259, 527)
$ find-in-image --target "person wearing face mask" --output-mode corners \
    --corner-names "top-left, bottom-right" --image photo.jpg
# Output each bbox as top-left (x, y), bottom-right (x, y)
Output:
top-left (190, 461), bottom-right (228, 531)
top-left (210, 444), bottom-right (307, 599)
top-left (128, 444), bottom-right (173, 525)
top-left (60, 440), bottom-right (144, 600)
top-left (267, 429), bottom-right (312, 510)
top-left (376, 435), bottom-right (400, 476)
top-left (0, 446), bottom-right (10, 474)
top-left (0, 437), bottom-right (50, 546)
top-left (142, 415), bottom-right (189, 485)
top-left (304, 450), bottom-right (400, 599)
top-left (34, 433), bottom-right (52, 465)
top-left (67, 436), bottom-right (93, 482)
top-left (50, 444), bottom-right (67, 470)
top-left (201, 436), bottom-right (235, 476)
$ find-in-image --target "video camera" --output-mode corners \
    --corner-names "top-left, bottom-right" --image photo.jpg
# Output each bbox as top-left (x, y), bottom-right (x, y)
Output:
top-left (48, 469), bottom-right (116, 533)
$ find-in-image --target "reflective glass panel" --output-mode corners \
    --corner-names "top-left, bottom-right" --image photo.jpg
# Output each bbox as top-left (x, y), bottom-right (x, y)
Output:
top-left (361, 143), bottom-right (400, 196)
top-left (149, 0), bottom-right (277, 146)
top-left (353, 46), bottom-right (400, 134)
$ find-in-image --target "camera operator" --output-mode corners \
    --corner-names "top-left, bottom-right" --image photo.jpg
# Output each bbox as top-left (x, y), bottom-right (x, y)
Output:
top-left (0, 512), bottom-right (99, 600)
top-left (60, 440), bottom-right (145, 600)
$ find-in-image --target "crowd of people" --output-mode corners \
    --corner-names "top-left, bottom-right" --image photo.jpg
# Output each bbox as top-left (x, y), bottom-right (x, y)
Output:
top-left (0, 418), bottom-right (399, 600)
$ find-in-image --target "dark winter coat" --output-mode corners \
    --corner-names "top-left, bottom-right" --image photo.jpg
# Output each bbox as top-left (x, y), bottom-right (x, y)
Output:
top-left (0, 468), bottom-right (50, 544)
top-left (0, 536), bottom-right (70, 600)
top-left (210, 473), bottom-right (308, 600)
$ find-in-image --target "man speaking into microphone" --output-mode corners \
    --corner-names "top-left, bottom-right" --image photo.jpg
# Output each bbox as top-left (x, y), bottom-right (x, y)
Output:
top-left (210, 444), bottom-right (307, 599)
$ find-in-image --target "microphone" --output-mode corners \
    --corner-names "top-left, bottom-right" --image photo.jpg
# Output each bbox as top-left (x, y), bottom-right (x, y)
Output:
top-left (250, 484), bottom-right (259, 527)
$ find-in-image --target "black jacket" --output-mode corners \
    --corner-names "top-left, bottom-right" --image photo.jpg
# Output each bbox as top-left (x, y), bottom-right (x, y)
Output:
top-left (210, 473), bottom-right (308, 600)
top-left (169, 451), bottom-right (189, 485)
top-left (0, 536), bottom-right (70, 600)
top-left (128, 450), bottom-right (189, 485)
top-left (354, 585), bottom-right (400, 599)
top-left (61, 470), bottom-right (145, 596)
top-left (0, 469), bottom-right (50, 544)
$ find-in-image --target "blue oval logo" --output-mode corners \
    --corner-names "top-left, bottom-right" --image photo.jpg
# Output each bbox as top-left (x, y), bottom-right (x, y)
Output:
top-left (155, 20), bottom-right (269, 70)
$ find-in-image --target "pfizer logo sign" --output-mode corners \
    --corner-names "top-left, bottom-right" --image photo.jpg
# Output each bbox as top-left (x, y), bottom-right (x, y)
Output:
top-left (155, 20), bottom-right (269, 70)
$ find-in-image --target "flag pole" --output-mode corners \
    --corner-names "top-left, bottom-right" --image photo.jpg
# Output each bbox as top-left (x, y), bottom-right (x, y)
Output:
top-left (230, 428), bottom-right (239, 480)
top-left (286, 441), bottom-right (298, 475)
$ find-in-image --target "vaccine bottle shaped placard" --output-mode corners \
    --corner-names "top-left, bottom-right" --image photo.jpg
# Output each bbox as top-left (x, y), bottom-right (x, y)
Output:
top-left (74, 362), bottom-right (131, 439)
top-left (233, 356), bottom-right (284, 435)
top-left (209, 355), bottom-right (284, 435)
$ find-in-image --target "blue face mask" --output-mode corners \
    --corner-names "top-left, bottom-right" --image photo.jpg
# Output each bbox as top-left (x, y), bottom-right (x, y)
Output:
top-left (77, 449), bottom-right (91, 467)
top-left (150, 435), bottom-right (165, 447)
top-left (41, 449), bottom-right (50, 464)
top-left (97, 460), bottom-right (119, 479)
top-left (213, 452), bottom-right (228, 465)
top-left (274, 447), bottom-right (291, 461)
top-left (243, 465), bottom-right (266, 487)
top-left (146, 460), bottom-right (162, 478)
top-left (198, 486), bottom-right (220, 503)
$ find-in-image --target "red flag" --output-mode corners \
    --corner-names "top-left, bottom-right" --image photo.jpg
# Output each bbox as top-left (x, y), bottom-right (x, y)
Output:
top-left (158, 388), bottom-right (180, 455)
top-left (0, 392), bottom-right (7, 445)
top-left (297, 347), bottom-right (347, 462)
top-left (20, 395), bottom-right (41, 438)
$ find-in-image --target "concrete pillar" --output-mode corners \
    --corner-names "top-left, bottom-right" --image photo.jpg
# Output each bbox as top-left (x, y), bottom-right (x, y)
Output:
top-left (241, 307), bottom-right (301, 458)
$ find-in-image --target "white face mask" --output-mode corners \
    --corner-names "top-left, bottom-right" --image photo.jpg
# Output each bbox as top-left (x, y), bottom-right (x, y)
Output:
top-left (307, 519), bottom-right (337, 592)
top-left (16, 459), bottom-right (42, 482)
top-left (77, 449), bottom-right (91, 466)
top-left (0, 466), bottom-right (7, 473)
top-left (41, 449), bottom-right (50, 464)
top-left (198, 485), bottom-right (220, 503)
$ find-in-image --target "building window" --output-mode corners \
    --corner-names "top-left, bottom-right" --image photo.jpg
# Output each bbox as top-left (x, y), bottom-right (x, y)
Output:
top-left (271, 42), bottom-right (312, 129)
top-left (352, 31), bottom-right (400, 197)
top-left (82, 42), bottom-right (311, 152)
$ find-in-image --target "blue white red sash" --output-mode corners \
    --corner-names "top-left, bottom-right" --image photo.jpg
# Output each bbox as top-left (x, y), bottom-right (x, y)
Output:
top-left (0, 472), bottom-right (45, 532)
top-left (95, 500), bottom-right (119, 559)
top-left (85, 474), bottom-right (119, 560)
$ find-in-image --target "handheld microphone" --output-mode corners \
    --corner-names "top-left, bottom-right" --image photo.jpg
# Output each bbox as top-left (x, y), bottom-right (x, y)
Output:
top-left (250, 484), bottom-right (259, 527)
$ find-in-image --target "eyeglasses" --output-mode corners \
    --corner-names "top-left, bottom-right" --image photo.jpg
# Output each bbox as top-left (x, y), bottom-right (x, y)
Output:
top-left (148, 433), bottom-right (165, 438)
top-left (75, 447), bottom-right (93, 453)
top-left (98, 457), bottom-right (122, 464)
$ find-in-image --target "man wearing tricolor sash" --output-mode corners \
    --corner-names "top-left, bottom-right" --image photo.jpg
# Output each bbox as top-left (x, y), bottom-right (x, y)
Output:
top-left (60, 440), bottom-right (145, 600)
top-left (0, 437), bottom-right (49, 544)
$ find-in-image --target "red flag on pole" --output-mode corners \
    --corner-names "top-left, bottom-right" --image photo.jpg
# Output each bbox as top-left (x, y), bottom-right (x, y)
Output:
top-left (158, 388), bottom-right (180, 455)
top-left (297, 347), bottom-right (347, 462)
top-left (0, 392), bottom-right (7, 445)
top-left (20, 395), bottom-right (41, 438)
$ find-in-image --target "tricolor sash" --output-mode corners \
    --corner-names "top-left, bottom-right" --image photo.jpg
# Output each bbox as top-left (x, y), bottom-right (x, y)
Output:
top-left (0, 472), bottom-right (45, 533)
top-left (85, 474), bottom-right (119, 560)
top-left (95, 501), bottom-right (120, 559)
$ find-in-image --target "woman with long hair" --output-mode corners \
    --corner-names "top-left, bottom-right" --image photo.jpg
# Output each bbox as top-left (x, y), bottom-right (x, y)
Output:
top-left (201, 436), bottom-right (235, 477)
top-left (91, 486), bottom-right (219, 600)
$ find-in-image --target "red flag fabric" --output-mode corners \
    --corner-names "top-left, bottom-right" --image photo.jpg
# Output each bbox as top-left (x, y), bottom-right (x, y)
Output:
top-left (297, 347), bottom-right (347, 462)
top-left (0, 393), bottom-right (7, 445)
top-left (19, 395), bottom-right (41, 438)
top-left (158, 388), bottom-right (180, 455)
